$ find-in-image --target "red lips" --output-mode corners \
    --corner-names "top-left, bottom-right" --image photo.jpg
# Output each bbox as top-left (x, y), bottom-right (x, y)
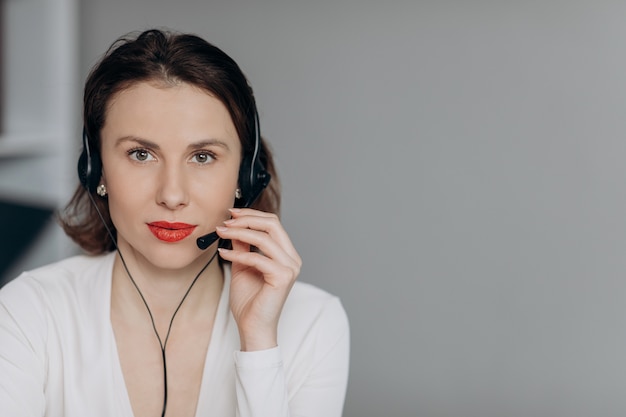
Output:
top-left (147, 221), bottom-right (196, 242)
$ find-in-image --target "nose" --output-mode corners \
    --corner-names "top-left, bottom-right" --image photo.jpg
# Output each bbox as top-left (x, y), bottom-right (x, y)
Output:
top-left (156, 163), bottom-right (189, 210)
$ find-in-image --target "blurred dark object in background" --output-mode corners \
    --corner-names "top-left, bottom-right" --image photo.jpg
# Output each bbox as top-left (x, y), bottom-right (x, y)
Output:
top-left (1, 1), bottom-right (4, 132)
top-left (0, 198), bottom-right (53, 286)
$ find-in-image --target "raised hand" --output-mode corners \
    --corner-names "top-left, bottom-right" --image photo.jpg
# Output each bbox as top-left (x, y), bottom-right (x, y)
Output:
top-left (216, 208), bottom-right (302, 351)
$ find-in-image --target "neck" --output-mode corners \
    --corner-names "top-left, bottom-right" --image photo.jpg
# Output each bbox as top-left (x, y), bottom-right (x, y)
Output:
top-left (110, 244), bottom-right (223, 337)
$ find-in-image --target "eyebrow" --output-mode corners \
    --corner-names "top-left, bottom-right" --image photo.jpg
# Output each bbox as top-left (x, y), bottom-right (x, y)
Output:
top-left (115, 136), bottom-right (231, 151)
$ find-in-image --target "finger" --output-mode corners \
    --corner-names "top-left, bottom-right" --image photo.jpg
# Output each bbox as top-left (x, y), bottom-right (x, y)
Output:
top-left (224, 211), bottom-right (300, 264)
top-left (216, 226), bottom-right (298, 269)
top-left (228, 208), bottom-right (277, 219)
top-left (218, 247), bottom-right (299, 288)
top-left (230, 235), bottom-right (250, 253)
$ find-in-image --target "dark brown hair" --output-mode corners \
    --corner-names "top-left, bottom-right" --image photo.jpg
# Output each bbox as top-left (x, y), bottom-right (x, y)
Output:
top-left (60, 29), bottom-right (280, 254)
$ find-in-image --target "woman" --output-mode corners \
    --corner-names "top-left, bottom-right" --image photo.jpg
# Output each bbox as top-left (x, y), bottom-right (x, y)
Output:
top-left (0, 29), bottom-right (349, 417)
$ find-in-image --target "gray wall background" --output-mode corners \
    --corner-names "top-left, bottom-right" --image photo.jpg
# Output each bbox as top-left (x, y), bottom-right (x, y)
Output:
top-left (70, 0), bottom-right (626, 415)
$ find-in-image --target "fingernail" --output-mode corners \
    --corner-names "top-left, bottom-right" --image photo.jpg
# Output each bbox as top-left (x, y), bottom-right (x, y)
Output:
top-left (216, 226), bottom-right (228, 232)
top-left (229, 208), bottom-right (241, 213)
top-left (223, 219), bottom-right (235, 225)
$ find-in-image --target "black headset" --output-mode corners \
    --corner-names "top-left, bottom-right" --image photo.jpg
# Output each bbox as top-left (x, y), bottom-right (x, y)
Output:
top-left (77, 107), bottom-right (271, 208)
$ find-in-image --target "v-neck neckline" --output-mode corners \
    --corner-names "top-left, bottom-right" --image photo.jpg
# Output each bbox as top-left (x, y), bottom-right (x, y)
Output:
top-left (103, 253), bottom-right (233, 417)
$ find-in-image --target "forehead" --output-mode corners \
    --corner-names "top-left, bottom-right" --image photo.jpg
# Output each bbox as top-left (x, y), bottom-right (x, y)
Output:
top-left (102, 81), bottom-right (241, 151)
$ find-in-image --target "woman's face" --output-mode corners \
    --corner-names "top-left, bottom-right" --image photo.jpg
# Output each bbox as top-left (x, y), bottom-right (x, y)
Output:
top-left (100, 81), bottom-right (241, 270)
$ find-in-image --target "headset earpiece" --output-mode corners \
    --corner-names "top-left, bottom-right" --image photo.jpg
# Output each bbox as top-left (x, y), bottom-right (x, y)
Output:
top-left (234, 107), bottom-right (270, 208)
top-left (77, 128), bottom-right (102, 193)
top-left (235, 165), bottom-right (271, 208)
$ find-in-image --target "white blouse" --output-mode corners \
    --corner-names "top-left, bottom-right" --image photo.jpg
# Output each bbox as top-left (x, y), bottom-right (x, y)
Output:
top-left (0, 253), bottom-right (349, 416)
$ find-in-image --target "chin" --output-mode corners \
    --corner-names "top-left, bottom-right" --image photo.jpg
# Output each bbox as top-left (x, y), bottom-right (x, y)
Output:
top-left (151, 245), bottom-right (207, 270)
top-left (148, 256), bottom-right (194, 271)
top-left (122, 239), bottom-right (206, 271)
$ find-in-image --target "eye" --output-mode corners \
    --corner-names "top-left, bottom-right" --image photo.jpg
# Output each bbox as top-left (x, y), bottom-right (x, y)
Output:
top-left (128, 148), bottom-right (155, 162)
top-left (191, 151), bottom-right (216, 165)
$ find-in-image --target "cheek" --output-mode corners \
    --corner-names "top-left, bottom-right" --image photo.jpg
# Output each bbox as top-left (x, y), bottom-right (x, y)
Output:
top-left (191, 172), bottom-right (239, 208)
top-left (105, 185), bottom-right (144, 229)
top-left (102, 166), bottom-right (153, 224)
top-left (106, 173), bottom-right (150, 202)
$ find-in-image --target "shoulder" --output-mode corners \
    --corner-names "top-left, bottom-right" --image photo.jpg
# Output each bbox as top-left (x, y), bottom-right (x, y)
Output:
top-left (0, 253), bottom-right (115, 318)
top-left (19, 253), bottom-right (113, 283)
top-left (276, 281), bottom-right (350, 395)
top-left (284, 281), bottom-right (348, 323)
top-left (3, 253), bottom-right (114, 290)
top-left (279, 280), bottom-right (349, 351)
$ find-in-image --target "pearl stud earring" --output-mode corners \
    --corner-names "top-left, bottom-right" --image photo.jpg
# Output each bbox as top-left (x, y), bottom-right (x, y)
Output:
top-left (96, 184), bottom-right (107, 197)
